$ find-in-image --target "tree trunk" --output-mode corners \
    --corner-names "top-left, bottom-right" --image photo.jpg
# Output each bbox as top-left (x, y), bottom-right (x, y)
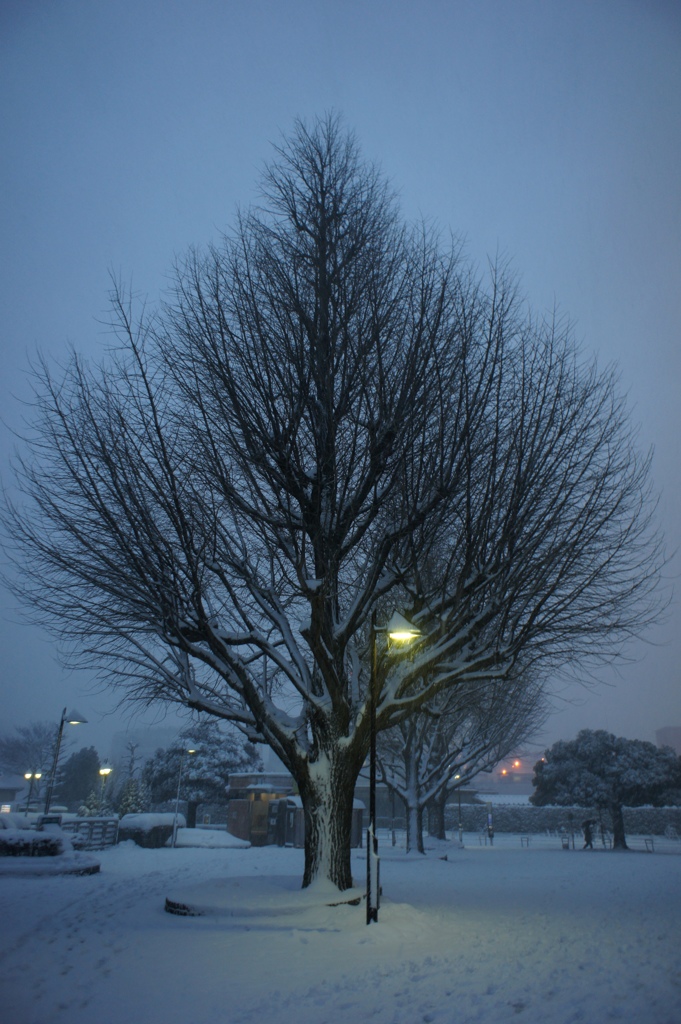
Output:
top-left (610, 804), bottom-right (628, 850)
top-left (427, 793), bottom-right (447, 840)
top-left (298, 753), bottom-right (360, 890)
top-left (406, 803), bottom-right (425, 854)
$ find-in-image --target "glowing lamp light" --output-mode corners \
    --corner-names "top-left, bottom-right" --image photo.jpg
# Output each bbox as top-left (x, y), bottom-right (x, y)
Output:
top-left (385, 611), bottom-right (421, 642)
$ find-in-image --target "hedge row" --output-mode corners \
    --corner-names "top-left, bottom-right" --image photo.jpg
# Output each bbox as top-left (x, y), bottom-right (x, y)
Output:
top-left (0, 831), bottom-right (63, 857)
top-left (443, 803), bottom-right (681, 836)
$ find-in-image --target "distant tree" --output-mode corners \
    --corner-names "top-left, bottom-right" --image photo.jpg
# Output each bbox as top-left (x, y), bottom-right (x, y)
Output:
top-left (122, 742), bottom-right (141, 778)
top-left (531, 729), bottom-right (680, 849)
top-left (116, 777), bottom-right (150, 816)
top-left (378, 673), bottom-right (546, 852)
top-left (0, 721), bottom-right (59, 779)
top-left (109, 741), bottom-right (143, 809)
top-left (143, 720), bottom-right (262, 826)
top-left (78, 790), bottom-right (102, 817)
top-left (426, 676), bottom-right (547, 843)
top-left (56, 746), bottom-right (101, 810)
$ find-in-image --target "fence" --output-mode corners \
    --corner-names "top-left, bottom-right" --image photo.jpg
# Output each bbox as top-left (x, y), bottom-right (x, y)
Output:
top-left (61, 816), bottom-right (119, 850)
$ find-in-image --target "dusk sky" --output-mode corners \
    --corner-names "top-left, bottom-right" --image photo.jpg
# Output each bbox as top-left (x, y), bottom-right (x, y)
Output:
top-left (1, 0), bottom-right (679, 762)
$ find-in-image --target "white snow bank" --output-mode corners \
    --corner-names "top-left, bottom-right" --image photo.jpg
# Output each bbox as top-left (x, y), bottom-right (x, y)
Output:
top-left (171, 827), bottom-right (250, 849)
top-left (0, 848), bottom-right (100, 876)
top-left (119, 812), bottom-right (184, 830)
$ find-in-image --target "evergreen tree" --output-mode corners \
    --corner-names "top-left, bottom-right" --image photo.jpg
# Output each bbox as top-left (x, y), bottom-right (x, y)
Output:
top-left (143, 720), bottom-right (262, 824)
top-left (78, 790), bottom-right (101, 817)
top-left (116, 777), bottom-right (150, 816)
top-left (56, 746), bottom-right (101, 810)
top-left (531, 729), bottom-right (680, 849)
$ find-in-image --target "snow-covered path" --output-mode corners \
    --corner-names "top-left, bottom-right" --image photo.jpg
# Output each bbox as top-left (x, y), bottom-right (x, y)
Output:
top-left (1, 839), bottom-right (679, 1023)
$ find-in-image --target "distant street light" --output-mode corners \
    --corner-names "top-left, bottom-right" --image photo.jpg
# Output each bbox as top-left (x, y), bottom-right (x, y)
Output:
top-left (23, 771), bottom-right (42, 815)
top-left (367, 610), bottom-right (421, 925)
top-left (172, 746), bottom-right (197, 848)
top-left (43, 707), bottom-right (88, 813)
top-left (99, 766), bottom-right (113, 812)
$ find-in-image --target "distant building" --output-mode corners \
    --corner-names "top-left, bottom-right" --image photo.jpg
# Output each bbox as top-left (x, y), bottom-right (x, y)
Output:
top-left (0, 774), bottom-right (29, 813)
top-left (656, 727), bottom-right (681, 756)
top-left (226, 772), bottom-right (364, 848)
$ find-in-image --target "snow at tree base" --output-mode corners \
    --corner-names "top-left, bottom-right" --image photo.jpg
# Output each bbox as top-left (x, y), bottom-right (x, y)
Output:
top-left (1, 837), bottom-right (680, 1023)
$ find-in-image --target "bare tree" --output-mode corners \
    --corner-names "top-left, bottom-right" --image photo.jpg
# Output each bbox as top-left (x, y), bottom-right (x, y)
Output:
top-left (2, 115), bottom-right (665, 890)
top-left (376, 674), bottom-right (547, 853)
top-left (0, 721), bottom-right (59, 780)
top-left (123, 742), bottom-right (140, 779)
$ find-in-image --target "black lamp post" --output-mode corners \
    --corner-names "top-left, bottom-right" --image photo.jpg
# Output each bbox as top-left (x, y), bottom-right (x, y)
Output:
top-left (43, 707), bottom-right (88, 814)
top-left (367, 610), bottom-right (421, 925)
top-left (455, 774), bottom-right (463, 846)
top-left (172, 746), bottom-right (197, 848)
top-left (99, 766), bottom-right (113, 813)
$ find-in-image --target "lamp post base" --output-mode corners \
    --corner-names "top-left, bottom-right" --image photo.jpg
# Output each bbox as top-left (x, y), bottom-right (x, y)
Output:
top-left (366, 827), bottom-right (380, 924)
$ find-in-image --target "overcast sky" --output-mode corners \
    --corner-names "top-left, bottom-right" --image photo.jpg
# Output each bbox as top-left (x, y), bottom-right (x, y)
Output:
top-left (1, 0), bottom-right (679, 761)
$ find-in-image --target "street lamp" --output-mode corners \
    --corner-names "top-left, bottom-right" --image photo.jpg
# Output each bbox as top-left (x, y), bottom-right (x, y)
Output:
top-left (367, 610), bottom-right (421, 925)
top-left (99, 766), bottom-right (113, 813)
top-left (171, 746), bottom-right (196, 848)
top-left (454, 774), bottom-right (463, 846)
top-left (43, 707), bottom-right (88, 814)
top-left (23, 772), bottom-right (42, 815)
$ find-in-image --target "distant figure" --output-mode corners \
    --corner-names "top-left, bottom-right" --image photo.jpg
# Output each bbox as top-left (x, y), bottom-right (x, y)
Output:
top-left (582, 819), bottom-right (594, 850)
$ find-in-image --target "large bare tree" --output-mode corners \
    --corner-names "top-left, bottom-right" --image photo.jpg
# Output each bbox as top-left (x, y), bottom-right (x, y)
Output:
top-left (3, 115), bottom-right (665, 890)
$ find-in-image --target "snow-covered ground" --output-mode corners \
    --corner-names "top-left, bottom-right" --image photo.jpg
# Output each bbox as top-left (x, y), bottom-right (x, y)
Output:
top-left (1, 831), bottom-right (679, 1024)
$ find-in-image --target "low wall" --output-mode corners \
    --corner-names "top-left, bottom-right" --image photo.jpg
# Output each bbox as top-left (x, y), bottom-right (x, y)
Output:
top-left (444, 803), bottom-right (681, 836)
